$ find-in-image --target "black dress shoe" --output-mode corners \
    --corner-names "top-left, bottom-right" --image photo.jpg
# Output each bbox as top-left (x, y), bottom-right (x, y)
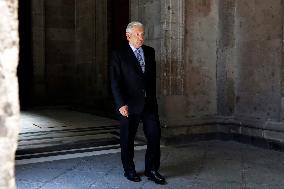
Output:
top-left (145, 170), bottom-right (166, 185)
top-left (124, 171), bottom-right (141, 182)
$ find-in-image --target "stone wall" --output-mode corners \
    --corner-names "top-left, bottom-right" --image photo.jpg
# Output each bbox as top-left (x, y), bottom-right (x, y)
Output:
top-left (31, 0), bottom-right (46, 105)
top-left (75, 0), bottom-right (109, 108)
top-left (45, 0), bottom-right (76, 104)
top-left (184, 0), bottom-right (218, 118)
top-left (234, 0), bottom-right (282, 121)
top-left (31, 0), bottom-right (110, 109)
top-left (217, 0), bottom-right (237, 116)
top-left (131, 0), bottom-right (218, 125)
top-left (130, 0), bottom-right (284, 144)
top-left (131, 0), bottom-right (188, 124)
top-left (31, 0), bottom-right (76, 105)
top-left (0, 0), bottom-right (19, 188)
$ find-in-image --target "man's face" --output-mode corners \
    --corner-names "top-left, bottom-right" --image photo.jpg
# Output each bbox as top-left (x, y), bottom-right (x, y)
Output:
top-left (126, 26), bottom-right (145, 48)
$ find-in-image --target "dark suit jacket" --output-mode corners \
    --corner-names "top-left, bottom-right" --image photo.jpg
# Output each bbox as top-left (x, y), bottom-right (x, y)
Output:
top-left (110, 44), bottom-right (158, 115)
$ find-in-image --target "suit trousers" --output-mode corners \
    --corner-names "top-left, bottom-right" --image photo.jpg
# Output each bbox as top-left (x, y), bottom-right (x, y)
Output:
top-left (119, 98), bottom-right (161, 173)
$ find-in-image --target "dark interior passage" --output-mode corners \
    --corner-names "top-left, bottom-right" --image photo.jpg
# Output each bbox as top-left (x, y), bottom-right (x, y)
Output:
top-left (17, 0), bottom-right (129, 113)
top-left (18, 0), bottom-right (33, 109)
top-left (108, 0), bottom-right (130, 50)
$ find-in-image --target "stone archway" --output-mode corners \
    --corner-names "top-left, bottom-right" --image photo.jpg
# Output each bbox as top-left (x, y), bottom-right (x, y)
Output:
top-left (0, 0), bottom-right (20, 189)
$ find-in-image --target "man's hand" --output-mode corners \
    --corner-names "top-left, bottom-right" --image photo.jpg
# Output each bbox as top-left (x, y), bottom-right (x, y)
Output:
top-left (119, 105), bottom-right (129, 117)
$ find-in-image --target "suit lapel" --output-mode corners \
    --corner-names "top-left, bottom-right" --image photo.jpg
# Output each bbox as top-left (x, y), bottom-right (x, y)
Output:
top-left (124, 45), bottom-right (144, 76)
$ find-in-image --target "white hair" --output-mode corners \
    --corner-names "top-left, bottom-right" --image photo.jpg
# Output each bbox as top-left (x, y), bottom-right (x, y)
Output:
top-left (126, 21), bottom-right (144, 33)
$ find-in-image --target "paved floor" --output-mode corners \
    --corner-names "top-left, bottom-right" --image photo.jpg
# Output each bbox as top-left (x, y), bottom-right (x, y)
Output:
top-left (16, 108), bottom-right (284, 189)
top-left (17, 108), bottom-right (145, 164)
top-left (16, 141), bottom-right (284, 189)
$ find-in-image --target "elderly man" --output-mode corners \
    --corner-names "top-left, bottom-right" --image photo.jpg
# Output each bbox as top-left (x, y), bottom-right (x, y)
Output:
top-left (110, 21), bottom-right (166, 185)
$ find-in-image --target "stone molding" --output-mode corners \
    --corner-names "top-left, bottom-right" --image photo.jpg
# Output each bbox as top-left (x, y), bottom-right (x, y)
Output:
top-left (162, 115), bottom-right (284, 147)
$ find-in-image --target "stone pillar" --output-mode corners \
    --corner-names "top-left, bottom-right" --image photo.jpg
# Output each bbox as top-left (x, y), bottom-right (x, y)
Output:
top-left (234, 0), bottom-right (282, 120)
top-left (32, 0), bottom-right (76, 105)
top-left (45, 0), bottom-right (76, 104)
top-left (94, 0), bottom-right (108, 99)
top-left (130, 0), bottom-right (186, 125)
top-left (0, 0), bottom-right (19, 188)
top-left (75, 0), bottom-right (109, 108)
top-left (31, 0), bottom-right (46, 104)
top-left (75, 0), bottom-right (95, 103)
top-left (216, 0), bottom-right (237, 116)
top-left (281, 0), bottom-right (284, 121)
top-left (159, 0), bottom-right (186, 124)
top-left (184, 0), bottom-right (219, 120)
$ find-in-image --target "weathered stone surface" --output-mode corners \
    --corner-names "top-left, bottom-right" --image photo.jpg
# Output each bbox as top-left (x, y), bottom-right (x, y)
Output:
top-left (44, 0), bottom-right (76, 104)
top-left (0, 0), bottom-right (19, 188)
top-left (217, 0), bottom-right (237, 116)
top-left (75, 0), bottom-right (109, 106)
top-left (235, 0), bottom-right (282, 119)
top-left (31, 0), bottom-right (46, 104)
top-left (184, 0), bottom-right (218, 118)
top-left (130, 0), bottom-right (284, 144)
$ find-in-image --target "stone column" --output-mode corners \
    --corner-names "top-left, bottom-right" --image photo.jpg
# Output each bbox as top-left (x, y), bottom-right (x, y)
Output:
top-left (75, 0), bottom-right (95, 103)
top-left (281, 0), bottom-right (284, 120)
top-left (75, 0), bottom-right (109, 108)
top-left (183, 0), bottom-right (219, 121)
top-left (94, 0), bottom-right (108, 99)
top-left (31, 0), bottom-right (46, 104)
top-left (216, 0), bottom-right (237, 116)
top-left (159, 0), bottom-right (186, 124)
top-left (0, 0), bottom-right (19, 188)
top-left (234, 0), bottom-right (282, 120)
top-left (130, 0), bottom-right (186, 125)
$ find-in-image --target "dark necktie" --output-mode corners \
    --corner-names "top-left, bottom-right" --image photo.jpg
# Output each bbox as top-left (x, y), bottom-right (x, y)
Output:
top-left (135, 49), bottom-right (145, 73)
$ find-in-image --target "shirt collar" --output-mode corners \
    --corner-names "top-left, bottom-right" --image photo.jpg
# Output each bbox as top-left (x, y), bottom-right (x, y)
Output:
top-left (129, 43), bottom-right (142, 53)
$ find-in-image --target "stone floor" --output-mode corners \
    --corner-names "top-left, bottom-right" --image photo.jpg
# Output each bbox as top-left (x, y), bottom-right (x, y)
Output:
top-left (16, 108), bottom-right (284, 189)
top-left (16, 140), bottom-right (284, 189)
top-left (17, 108), bottom-right (145, 164)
